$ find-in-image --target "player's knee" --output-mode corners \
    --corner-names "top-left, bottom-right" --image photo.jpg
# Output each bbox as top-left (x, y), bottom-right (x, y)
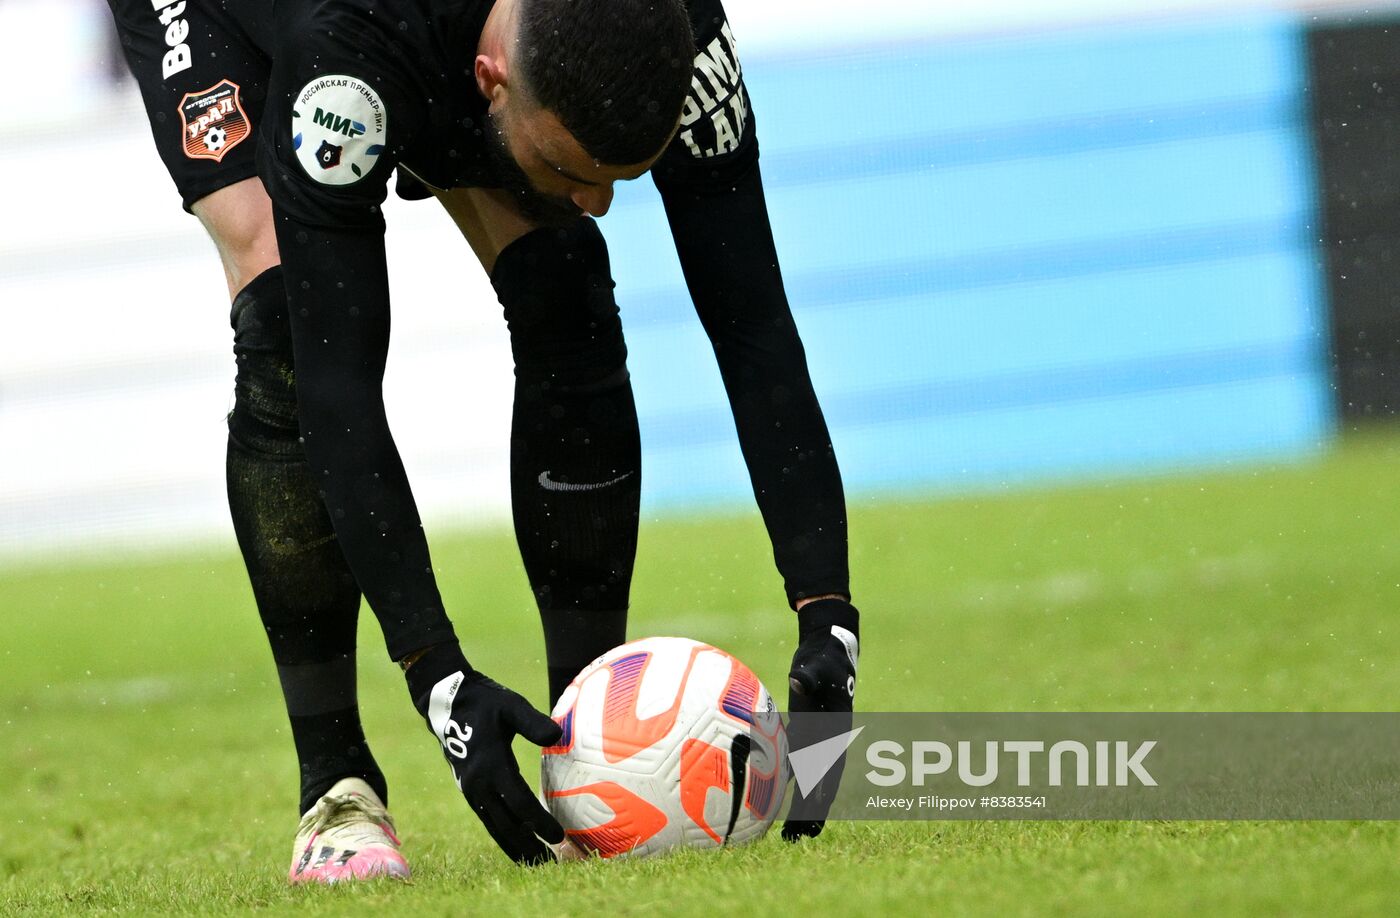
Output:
top-left (221, 222), bottom-right (280, 292)
top-left (491, 217), bottom-right (628, 390)
top-left (194, 179), bottom-right (280, 291)
top-left (227, 266), bottom-right (301, 459)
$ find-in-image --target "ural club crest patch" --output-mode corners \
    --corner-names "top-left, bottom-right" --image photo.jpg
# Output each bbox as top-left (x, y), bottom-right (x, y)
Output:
top-left (291, 74), bottom-right (387, 185)
top-left (179, 79), bottom-right (250, 162)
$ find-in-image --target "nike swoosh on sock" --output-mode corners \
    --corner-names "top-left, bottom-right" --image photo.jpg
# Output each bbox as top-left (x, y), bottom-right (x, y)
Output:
top-left (537, 470), bottom-right (635, 492)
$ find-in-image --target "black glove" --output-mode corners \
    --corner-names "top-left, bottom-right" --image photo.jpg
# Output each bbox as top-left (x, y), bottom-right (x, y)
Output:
top-left (405, 643), bottom-right (565, 864)
top-left (782, 598), bottom-right (860, 842)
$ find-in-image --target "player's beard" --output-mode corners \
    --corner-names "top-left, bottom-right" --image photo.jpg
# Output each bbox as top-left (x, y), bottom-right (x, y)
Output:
top-left (485, 109), bottom-right (584, 226)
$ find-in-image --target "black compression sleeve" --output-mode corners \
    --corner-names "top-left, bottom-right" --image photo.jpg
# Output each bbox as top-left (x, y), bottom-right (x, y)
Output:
top-left (655, 158), bottom-right (851, 607)
top-left (272, 210), bottom-right (457, 659)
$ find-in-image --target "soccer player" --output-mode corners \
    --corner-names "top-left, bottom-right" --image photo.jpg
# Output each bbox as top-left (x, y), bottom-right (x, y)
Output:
top-left (107, 0), bottom-right (860, 879)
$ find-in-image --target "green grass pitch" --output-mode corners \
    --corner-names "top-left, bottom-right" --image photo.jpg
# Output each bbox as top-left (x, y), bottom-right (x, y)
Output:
top-left (2, 429), bottom-right (1398, 915)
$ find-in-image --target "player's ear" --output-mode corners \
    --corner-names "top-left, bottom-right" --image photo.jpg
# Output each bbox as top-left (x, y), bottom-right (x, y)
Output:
top-left (475, 54), bottom-right (509, 108)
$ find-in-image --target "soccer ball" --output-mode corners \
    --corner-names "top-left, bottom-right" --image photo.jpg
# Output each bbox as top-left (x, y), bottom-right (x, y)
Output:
top-left (541, 637), bottom-right (787, 858)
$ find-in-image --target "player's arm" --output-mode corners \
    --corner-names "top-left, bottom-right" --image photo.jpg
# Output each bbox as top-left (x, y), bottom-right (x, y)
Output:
top-left (259, 27), bottom-right (562, 863)
top-left (651, 1), bottom-right (859, 840)
top-left (652, 9), bottom-right (850, 613)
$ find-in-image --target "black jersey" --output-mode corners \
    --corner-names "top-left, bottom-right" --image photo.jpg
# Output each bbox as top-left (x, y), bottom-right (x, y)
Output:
top-left (255, 0), bottom-right (492, 227)
top-left (253, 0), bottom-right (752, 229)
top-left (111, 0), bottom-right (848, 640)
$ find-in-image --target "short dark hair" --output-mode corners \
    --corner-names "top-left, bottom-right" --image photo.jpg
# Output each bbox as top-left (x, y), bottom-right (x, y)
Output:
top-left (516, 0), bottom-right (696, 165)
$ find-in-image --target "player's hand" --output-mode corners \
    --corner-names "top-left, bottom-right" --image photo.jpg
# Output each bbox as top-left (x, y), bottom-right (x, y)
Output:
top-left (420, 667), bottom-right (566, 864)
top-left (782, 598), bottom-right (859, 842)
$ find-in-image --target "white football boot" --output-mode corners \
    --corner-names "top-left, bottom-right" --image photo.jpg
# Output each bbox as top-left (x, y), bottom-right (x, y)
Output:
top-left (288, 777), bottom-right (411, 884)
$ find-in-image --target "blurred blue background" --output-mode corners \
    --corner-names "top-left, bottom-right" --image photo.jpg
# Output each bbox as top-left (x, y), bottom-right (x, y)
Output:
top-left (606, 13), bottom-right (1334, 510)
top-left (0, 3), bottom-right (1349, 556)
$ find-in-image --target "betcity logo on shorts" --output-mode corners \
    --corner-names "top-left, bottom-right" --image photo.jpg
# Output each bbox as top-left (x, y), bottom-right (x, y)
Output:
top-left (150, 0), bottom-right (193, 80)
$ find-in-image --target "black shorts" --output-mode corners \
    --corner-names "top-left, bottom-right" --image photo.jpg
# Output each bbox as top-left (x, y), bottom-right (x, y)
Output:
top-left (109, 0), bottom-right (271, 212)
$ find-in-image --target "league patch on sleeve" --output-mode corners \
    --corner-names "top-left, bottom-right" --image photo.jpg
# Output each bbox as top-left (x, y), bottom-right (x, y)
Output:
top-left (677, 20), bottom-right (749, 159)
top-left (291, 75), bottom-right (388, 185)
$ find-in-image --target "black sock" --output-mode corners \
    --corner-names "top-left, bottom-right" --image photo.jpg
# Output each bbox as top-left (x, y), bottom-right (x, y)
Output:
top-left (541, 607), bottom-right (629, 706)
top-left (492, 220), bottom-right (640, 705)
top-left (226, 266), bottom-right (387, 814)
top-left (279, 657), bottom-right (387, 813)
top-left (509, 364), bottom-right (641, 619)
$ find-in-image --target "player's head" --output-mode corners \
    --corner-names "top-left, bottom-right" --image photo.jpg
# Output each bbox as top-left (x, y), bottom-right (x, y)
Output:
top-left (475, 0), bottom-right (696, 223)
